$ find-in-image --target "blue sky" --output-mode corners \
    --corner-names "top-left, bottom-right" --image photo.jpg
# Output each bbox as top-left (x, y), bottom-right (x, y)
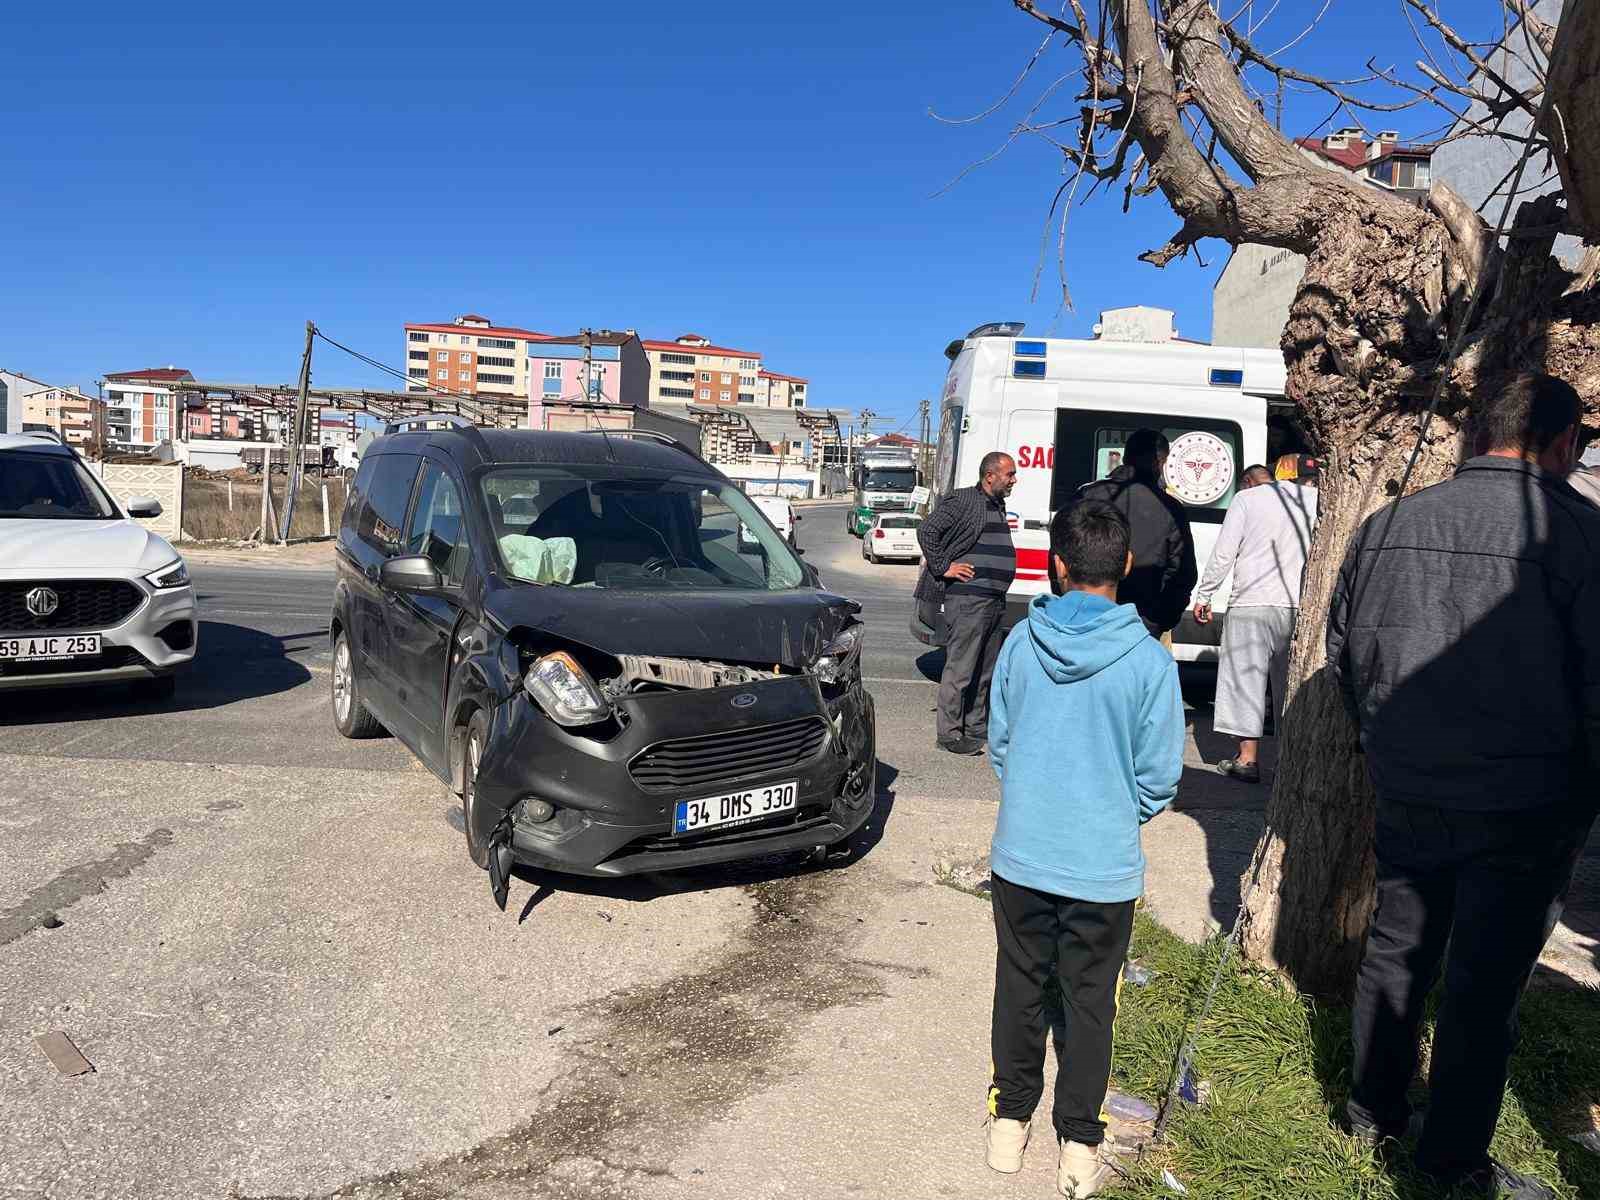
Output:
top-left (3, 1), bottom-right (1510, 435)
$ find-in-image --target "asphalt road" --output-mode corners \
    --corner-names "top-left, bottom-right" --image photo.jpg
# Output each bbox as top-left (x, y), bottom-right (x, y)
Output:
top-left (3, 503), bottom-right (1596, 1200)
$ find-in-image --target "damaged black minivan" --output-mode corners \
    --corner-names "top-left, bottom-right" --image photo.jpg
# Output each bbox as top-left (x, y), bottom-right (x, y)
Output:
top-left (330, 417), bottom-right (876, 903)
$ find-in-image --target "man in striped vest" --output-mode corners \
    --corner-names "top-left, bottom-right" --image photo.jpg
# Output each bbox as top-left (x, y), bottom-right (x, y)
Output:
top-left (916, 451), bottom-right (1018, 755)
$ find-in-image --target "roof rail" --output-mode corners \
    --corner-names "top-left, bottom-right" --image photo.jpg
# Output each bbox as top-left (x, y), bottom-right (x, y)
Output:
top-left (19, 429), bottom-right (67, 445)
top-left (574, 426), bottom-right (714, 471)
top-left (384, 413), bottom-right (477, 435)
top-left (579, 428), bottom-right (678, 446)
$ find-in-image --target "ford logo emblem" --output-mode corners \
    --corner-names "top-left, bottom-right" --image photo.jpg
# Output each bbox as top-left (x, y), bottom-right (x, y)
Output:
top-left (730, 693), bottom-right (758, 709)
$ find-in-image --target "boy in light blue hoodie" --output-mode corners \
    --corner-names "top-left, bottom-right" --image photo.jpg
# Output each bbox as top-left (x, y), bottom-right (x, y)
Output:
top-left (982, 500), bottom-right (1184, 1198)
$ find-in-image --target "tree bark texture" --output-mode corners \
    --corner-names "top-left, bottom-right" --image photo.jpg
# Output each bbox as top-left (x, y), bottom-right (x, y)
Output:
top-left (1237, 194), bottom-right (1600, 998)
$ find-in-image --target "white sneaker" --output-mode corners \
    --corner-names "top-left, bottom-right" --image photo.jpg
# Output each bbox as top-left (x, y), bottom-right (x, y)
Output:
top-left (1057, 1139), bottom-right (1112, 1197)
top-left (985, 1116), bottom-right (1031, 1173)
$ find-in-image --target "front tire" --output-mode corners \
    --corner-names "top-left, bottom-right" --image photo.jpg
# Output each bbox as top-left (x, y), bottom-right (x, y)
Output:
top-left (331, 631), bottom-right (383, 739)
top-left (462, 710), bottom-right (491, 869)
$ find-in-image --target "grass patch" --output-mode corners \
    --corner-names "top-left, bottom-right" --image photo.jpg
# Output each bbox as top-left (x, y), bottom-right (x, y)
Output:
top-left (1093, 915), bottom-right (1600, 1199)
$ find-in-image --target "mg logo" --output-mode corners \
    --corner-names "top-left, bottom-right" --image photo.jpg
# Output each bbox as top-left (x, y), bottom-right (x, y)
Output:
top-left (25, 586), bottom-right (60, 617)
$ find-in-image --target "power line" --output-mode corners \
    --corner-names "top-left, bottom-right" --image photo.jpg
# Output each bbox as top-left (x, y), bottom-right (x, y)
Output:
top-left (312, 327), bottom-right (489, 406)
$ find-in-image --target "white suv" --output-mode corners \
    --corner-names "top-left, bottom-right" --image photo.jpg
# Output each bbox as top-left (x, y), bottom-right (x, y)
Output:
top-left (0, 434), bottom-right (197, 696)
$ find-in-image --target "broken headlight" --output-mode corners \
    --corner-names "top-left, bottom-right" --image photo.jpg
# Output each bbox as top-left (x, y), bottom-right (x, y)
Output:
top-left (812, 624), bottom-right (863, 685)
top-left (524, 651), bottom-right (610, 726)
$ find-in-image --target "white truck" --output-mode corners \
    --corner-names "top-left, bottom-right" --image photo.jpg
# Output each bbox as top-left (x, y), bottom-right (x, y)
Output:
top-left (915, 309), bottom-right (1292, 663)
top-left (847, 444), bottom-right (920, 537)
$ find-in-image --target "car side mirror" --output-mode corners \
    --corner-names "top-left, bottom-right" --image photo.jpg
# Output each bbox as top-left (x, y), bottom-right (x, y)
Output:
top-left (127, 495), bottom-right (163, 518)
top-left (381, 554), bottom-right (449, 594)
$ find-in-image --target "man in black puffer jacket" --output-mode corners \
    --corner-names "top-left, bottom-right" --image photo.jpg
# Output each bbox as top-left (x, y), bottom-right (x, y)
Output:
top-left (1334, 373), bottom-right (1600, 1197)
top-left (1078, 429), bottom-right (1196, 639)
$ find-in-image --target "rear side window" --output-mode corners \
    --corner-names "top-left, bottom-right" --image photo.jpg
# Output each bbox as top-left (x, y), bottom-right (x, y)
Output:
top-left (357, 453), bottom-right (421, 553)
top-left (342, 457), bottom-right (377, 536)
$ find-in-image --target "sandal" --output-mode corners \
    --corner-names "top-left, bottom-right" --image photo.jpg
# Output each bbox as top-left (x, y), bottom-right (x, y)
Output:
top-left (1217, 758), bottom-right (1261, 784)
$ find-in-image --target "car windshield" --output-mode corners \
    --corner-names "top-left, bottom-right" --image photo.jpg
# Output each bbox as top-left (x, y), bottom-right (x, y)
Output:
top-left (483, 467), bottom-right (807, 591)
top-left (878, 516), bottom-right (920, 529)
top-left (862, 467), bottom-right (917, 491)
top-left (0, 453), bottom-right (118, 520)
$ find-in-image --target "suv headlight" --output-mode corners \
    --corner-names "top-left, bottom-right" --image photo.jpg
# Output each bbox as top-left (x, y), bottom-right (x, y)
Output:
top-left (144, 559), bottom-right (191, 590)
top-left (813, 624), bottom-right (863, 685)
top-left (524, 651), bottom-right (610, 726)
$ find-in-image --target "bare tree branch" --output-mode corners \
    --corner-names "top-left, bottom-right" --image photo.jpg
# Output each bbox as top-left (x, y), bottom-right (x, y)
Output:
top-left (1400, 0), bottom-right (1543, 122)
top-left (929, 23), bottom-right (1059, 125)
top-left (1161, 0), bottom-right (1311, 180)
top-left (1503, 0), bottom-right (1557, 58)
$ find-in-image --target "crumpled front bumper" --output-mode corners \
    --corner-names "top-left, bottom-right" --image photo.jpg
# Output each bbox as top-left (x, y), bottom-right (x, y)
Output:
top-left (473, 673), bottom-right (877, 877)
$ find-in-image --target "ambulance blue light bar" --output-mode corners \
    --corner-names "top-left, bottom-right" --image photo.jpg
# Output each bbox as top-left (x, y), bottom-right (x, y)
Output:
top-left (1014, 360), bottom-right (1047, 378)
top-left (1209, 368), bottom-right (1244, 387)
top-left (1015, 340), bottom-right (1048, 358)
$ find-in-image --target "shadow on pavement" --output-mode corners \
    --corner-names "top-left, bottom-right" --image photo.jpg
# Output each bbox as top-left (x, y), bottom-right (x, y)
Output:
top-left (0, 620), bottom-right (319, 726)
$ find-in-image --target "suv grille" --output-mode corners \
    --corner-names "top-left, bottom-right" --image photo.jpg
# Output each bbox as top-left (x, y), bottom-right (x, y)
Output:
top-left (629, 717), bottom-right (829, 793)
top-left (0, 581), bottom-right (144, 632)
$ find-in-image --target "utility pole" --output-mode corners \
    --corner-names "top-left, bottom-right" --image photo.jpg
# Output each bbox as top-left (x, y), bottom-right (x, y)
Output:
top-left (858, 408), bottom-right (876, 442)
top-left (917, 397), bottom-right (931, 483)
top-left (580, 328), bottom-right (594, 404)
top-left (279, 321), bottom-right (315, 542)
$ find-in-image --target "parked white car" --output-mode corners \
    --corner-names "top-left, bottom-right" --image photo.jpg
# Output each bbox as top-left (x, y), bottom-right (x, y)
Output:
top-left (0, 434), bottom-right (197, 696)
top-left (862, 513), bottom-right (923, 564)
top-left (749, 494), bottom-right (800, 546)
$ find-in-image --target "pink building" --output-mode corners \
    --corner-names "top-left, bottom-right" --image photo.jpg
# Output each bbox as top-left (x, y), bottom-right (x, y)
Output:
top-left (526, 330), bottom-right (650, 430)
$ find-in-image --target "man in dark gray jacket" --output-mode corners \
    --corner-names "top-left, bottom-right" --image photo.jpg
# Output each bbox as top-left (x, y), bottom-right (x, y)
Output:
top-left (916, 451), bottom-right (1017, 754)
top-left (1079, 429), bottom-right (1196, 638)
top-left (1333, 373), bottom-right (1600, 1197)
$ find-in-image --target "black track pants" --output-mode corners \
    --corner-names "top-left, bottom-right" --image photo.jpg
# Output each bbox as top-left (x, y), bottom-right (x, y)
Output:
top-left (1347, 798), bottom-right (1593, 1182)
top-left (988, 872), bottom-right (1135, 1146)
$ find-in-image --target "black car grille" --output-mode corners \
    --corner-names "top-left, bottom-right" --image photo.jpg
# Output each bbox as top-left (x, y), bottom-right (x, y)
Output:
top-left (0, 645), bottom-right (148, 677)
top-left (629, 717), bottom-right (829, 793)
top-left (0, 581), bottom-right (144, 632)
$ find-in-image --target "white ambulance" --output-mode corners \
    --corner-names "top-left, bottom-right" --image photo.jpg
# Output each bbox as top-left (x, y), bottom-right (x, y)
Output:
top-left (915, 309), bottom-right (1289, 663)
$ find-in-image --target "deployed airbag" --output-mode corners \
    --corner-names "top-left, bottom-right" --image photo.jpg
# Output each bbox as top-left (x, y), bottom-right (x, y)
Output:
top-left (500, 535), bottom-right (577, 585)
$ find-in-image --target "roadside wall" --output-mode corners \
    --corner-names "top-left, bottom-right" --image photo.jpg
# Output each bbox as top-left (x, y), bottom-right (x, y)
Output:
top-left (88, 462), bottom-right (184, 541)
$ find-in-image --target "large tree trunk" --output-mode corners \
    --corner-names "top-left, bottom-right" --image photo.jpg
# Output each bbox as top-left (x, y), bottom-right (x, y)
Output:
top-left (1232, 195), bottom-right (1467, 996)
top-left (1234, 189), bottom-right (1600, 998)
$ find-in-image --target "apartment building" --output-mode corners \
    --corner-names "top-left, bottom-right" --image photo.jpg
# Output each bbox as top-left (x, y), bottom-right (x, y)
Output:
top-left (644, 334), bottom-right (765, 406)
top-left (756, 369), bottom-right (807, 408)
top-left (404, 314), bottom-right (552, 401)
top-left (101, 368), bottom-right (193, 450)
top-left (0, 371), bottom-right (104, 447)
top-left (527, 330), bottom-right (649, 429)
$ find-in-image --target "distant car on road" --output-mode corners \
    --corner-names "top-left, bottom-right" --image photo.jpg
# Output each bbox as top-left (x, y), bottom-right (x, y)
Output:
top-left (748, 493), bottom-right (799, 546)
top-left (328, 417), bottom-right (876, 903)
top-left (862, 513), bottom-right (923, 564)
top-left (0, 433), bottom-right (196, 698)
